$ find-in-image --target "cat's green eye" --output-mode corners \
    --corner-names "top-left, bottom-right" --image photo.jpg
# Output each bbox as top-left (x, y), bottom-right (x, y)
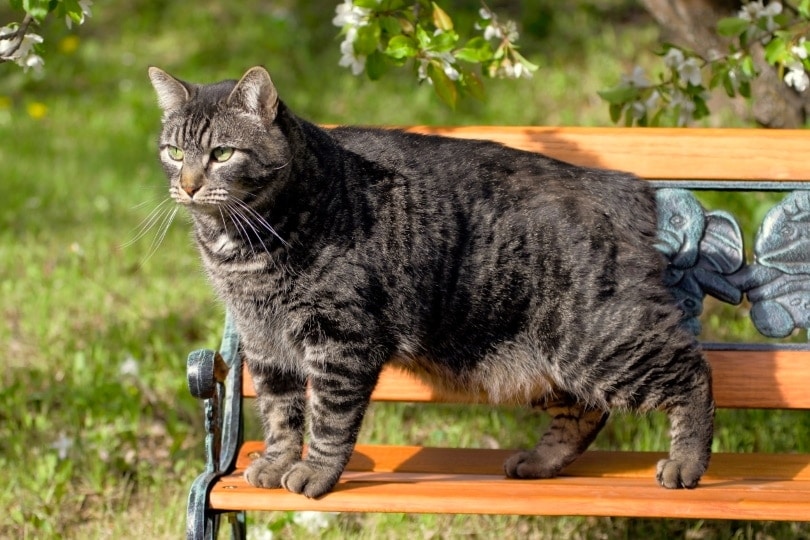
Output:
top-left (212, 146), bottom-right (234, 163)
top-left (167, 145), bottom-right (184, 161)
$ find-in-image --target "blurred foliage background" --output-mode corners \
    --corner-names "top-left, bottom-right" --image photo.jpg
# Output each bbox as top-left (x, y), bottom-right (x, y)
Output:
top-left (1, 1), bottom-right (808, 538)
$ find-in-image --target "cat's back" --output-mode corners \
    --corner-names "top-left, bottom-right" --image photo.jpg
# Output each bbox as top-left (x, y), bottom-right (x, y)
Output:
top-left (329, 126), bottom-right (658, 242)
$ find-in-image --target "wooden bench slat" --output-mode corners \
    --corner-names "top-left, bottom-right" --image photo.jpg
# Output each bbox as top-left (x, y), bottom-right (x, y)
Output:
top-left (209, 442), bottom-right (810, 520)
top-left (241, 349), bottom-right (810, 409)
top-left (235, 441), bottom-right (810, 481)
top-left (403, 127), bottom-right (810, 182)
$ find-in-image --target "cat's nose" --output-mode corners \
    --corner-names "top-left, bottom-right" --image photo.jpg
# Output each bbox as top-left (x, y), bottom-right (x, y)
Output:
top-left (182, 184), bottom-right (201, 197)
top-left (181, 168), bottom-right (204, 197)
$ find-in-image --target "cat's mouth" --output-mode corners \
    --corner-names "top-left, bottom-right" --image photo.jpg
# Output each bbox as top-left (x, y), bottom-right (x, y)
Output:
top-left (171, 186), bottom-right (227, 210)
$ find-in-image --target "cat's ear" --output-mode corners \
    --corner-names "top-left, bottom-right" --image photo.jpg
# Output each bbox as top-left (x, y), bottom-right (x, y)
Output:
top-left (148, 67), bottom-right (191, 114)
top-left (227, 66), bottom-right (279, 122)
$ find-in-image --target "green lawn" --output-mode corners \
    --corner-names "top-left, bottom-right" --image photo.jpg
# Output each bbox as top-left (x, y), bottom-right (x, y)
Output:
top-left (1, 1), bottom-right (808, 538)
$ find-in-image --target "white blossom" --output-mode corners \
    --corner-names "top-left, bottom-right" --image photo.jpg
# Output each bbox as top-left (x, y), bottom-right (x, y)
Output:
top-left (332, 0), bottom-right (371, 28)
top-left (792, 37), bottom-right (808, 60)
top-left (292, 511), bottom-right (338, 534)
top-left (417, 58), bottom-right (429, 81)
top-left (502, 21), bottom-right (519, 42)
top-left (417, 51), bottom-right (461, 82)
top-left (333, 0), bottom-right (373, 75)
top-left (621, 66), bottom-right (650, 88)
top-left (337, 27), bottom-right (366, 76)
top-left (663, 48), bottom-right (685, 69)
top-left (119, 355), bottom-right (140, 377)
top-left (478, 8), bottom-right (518, 43)
top-left (678, 57), bottom-right (703, 86)
top-left (0, 29), bottom-right (45, 72)
top-left (670, 89), bottom-right (698, 126)
top-left (784, 61), bottom-right (809, 92)
top-left (738, 1), bottom-right (783, 36)
top-left (246, 528), bottom-right (274, 540)
top-left (51, 433), bottom-right (74, 460)
top-left (663, 49), bottom-right (702, 86)
top-left (630, 89), bottom-right (661, 119)
top-left (444, 62), bottom-right (460, 81)
top-left (483, 24), bottom-right (502, 41)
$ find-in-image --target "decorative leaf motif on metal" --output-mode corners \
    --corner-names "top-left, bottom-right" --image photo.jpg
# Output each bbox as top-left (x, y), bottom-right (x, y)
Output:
top-left (655, 189), bottom-right (744, 335)
top-left (656, 188), bottom-right (810, 339)
top-left (730, 191), bottom-right (810, 338)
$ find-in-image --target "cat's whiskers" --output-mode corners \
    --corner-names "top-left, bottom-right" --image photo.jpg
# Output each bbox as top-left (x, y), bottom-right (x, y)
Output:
top-left (218, 204), bottom-right (255, 257)
top-left (225, 202), bottom-right (273, 257)
top-left (227, 194), bottom-right (291, 248)
top-left (137, 203), bottom-right (179, 264)
top-left (122, 198), bottom-right (177, 255)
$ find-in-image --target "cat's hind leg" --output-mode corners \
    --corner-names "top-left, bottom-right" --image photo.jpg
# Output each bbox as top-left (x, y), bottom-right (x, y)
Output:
top-left (504, 396), bottom-right (608, 480)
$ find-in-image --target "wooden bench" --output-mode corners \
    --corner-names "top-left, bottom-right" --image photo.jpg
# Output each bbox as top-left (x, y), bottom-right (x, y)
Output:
top-left (184, 127), bottom-right (810, 539)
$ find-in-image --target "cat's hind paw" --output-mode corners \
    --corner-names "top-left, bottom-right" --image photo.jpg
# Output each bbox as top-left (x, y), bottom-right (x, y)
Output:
top-left (281, 460), bottom-right (341, 498)
top-left (655, 458), bottom-right (705, 489)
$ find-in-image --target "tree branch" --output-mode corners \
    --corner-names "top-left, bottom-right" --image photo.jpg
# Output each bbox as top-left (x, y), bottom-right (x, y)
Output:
top-left (0, 14), bottom-right (36, 62)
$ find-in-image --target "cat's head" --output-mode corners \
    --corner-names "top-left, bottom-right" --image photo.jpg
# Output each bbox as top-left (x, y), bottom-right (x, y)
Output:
top-left (148, 66), bottom-right (292, 215)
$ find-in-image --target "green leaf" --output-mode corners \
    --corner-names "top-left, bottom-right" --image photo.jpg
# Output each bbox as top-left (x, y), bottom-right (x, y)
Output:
top-left (431, 2), bottom-right (453, 32)
top-left (430, 29), bottom-right (458, 52)
top-left (455, 48), bottom-right (489, 64)
top-left (722, 73), bottom-right (736, 98)
top-left (597, 85), bottom-right (640, 106)
top-left (428, 61), bottom-right (458, 108)
top-left (693, 95), bottom-right (710, 120)
top-left (738, 79), bottom-right (751, 99)
top-left (740, 55), bottom-right (756, 78)
top-left (354, 21), bottom-right (382, 56)
top-left (716, 17), bottom-right (749, 38)
top-left (385, 35), bottom-right (418, 59)
top-left (609, 103), bottom-right (623, 124)
top-left (764, 36), bottom-right (789, 65)
top-left (60, 0), bottom-right (83, 22)
top-left (415, 25), bottom-right (432, 49)
top-left (379, 16), bottom-right (401, 37)
top-left (650, 108), bottom-right (665, 127)
top-left (799, 0), bottom-right (810, 18)
top-left (22, 0), bottom-right (54, 20)
top-left (382, 0), bottom-right (408, 9)
top-left (353, 0), bottom-right (380, 8)
top-left (461, 69), bottom-right (485, 101)
top-left (623, 109), bottom-right (634, 127)
top-left (512, 50), bottom-right (539, 73)
top-left (454, 37), bottom-right (492, 63)
top-left (366, 50), bottom-right (390, 80)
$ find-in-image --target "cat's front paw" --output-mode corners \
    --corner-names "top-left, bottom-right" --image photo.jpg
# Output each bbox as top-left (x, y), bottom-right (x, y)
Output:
top-left (281, 461), bottom-right (341, 498)
top-left (503, 450), bottom-right (562, 479)
top-left (655, 458), bottom-right (705, 489)
top-left (244, 455), bottom-right (298, 489)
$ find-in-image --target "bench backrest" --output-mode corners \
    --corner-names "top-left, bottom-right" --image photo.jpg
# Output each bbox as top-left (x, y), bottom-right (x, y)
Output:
top-left (240, 127), bottom-right (810, 412)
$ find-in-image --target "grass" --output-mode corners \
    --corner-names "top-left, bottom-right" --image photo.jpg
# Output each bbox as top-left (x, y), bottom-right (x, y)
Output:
top-left (1, 0), bottom-right (808, 538)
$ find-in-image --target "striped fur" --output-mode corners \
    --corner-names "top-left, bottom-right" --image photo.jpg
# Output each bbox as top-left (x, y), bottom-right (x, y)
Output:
top-left (149, 66), bottom-right (714, 497)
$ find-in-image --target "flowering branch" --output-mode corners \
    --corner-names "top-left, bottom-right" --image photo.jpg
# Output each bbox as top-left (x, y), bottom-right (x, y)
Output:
top-left (332, 0), bottom-right (536, 107)
top-left (0, 13), bottom-right (34, 59)
top-left (600, 1), bottom-right (810, 126)
top-left (1, 0), bottom-right (93, 74)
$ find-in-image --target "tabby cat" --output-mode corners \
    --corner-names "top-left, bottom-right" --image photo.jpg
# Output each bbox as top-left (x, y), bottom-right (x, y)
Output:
top-left (149, 66), bottom-right (714, 498)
